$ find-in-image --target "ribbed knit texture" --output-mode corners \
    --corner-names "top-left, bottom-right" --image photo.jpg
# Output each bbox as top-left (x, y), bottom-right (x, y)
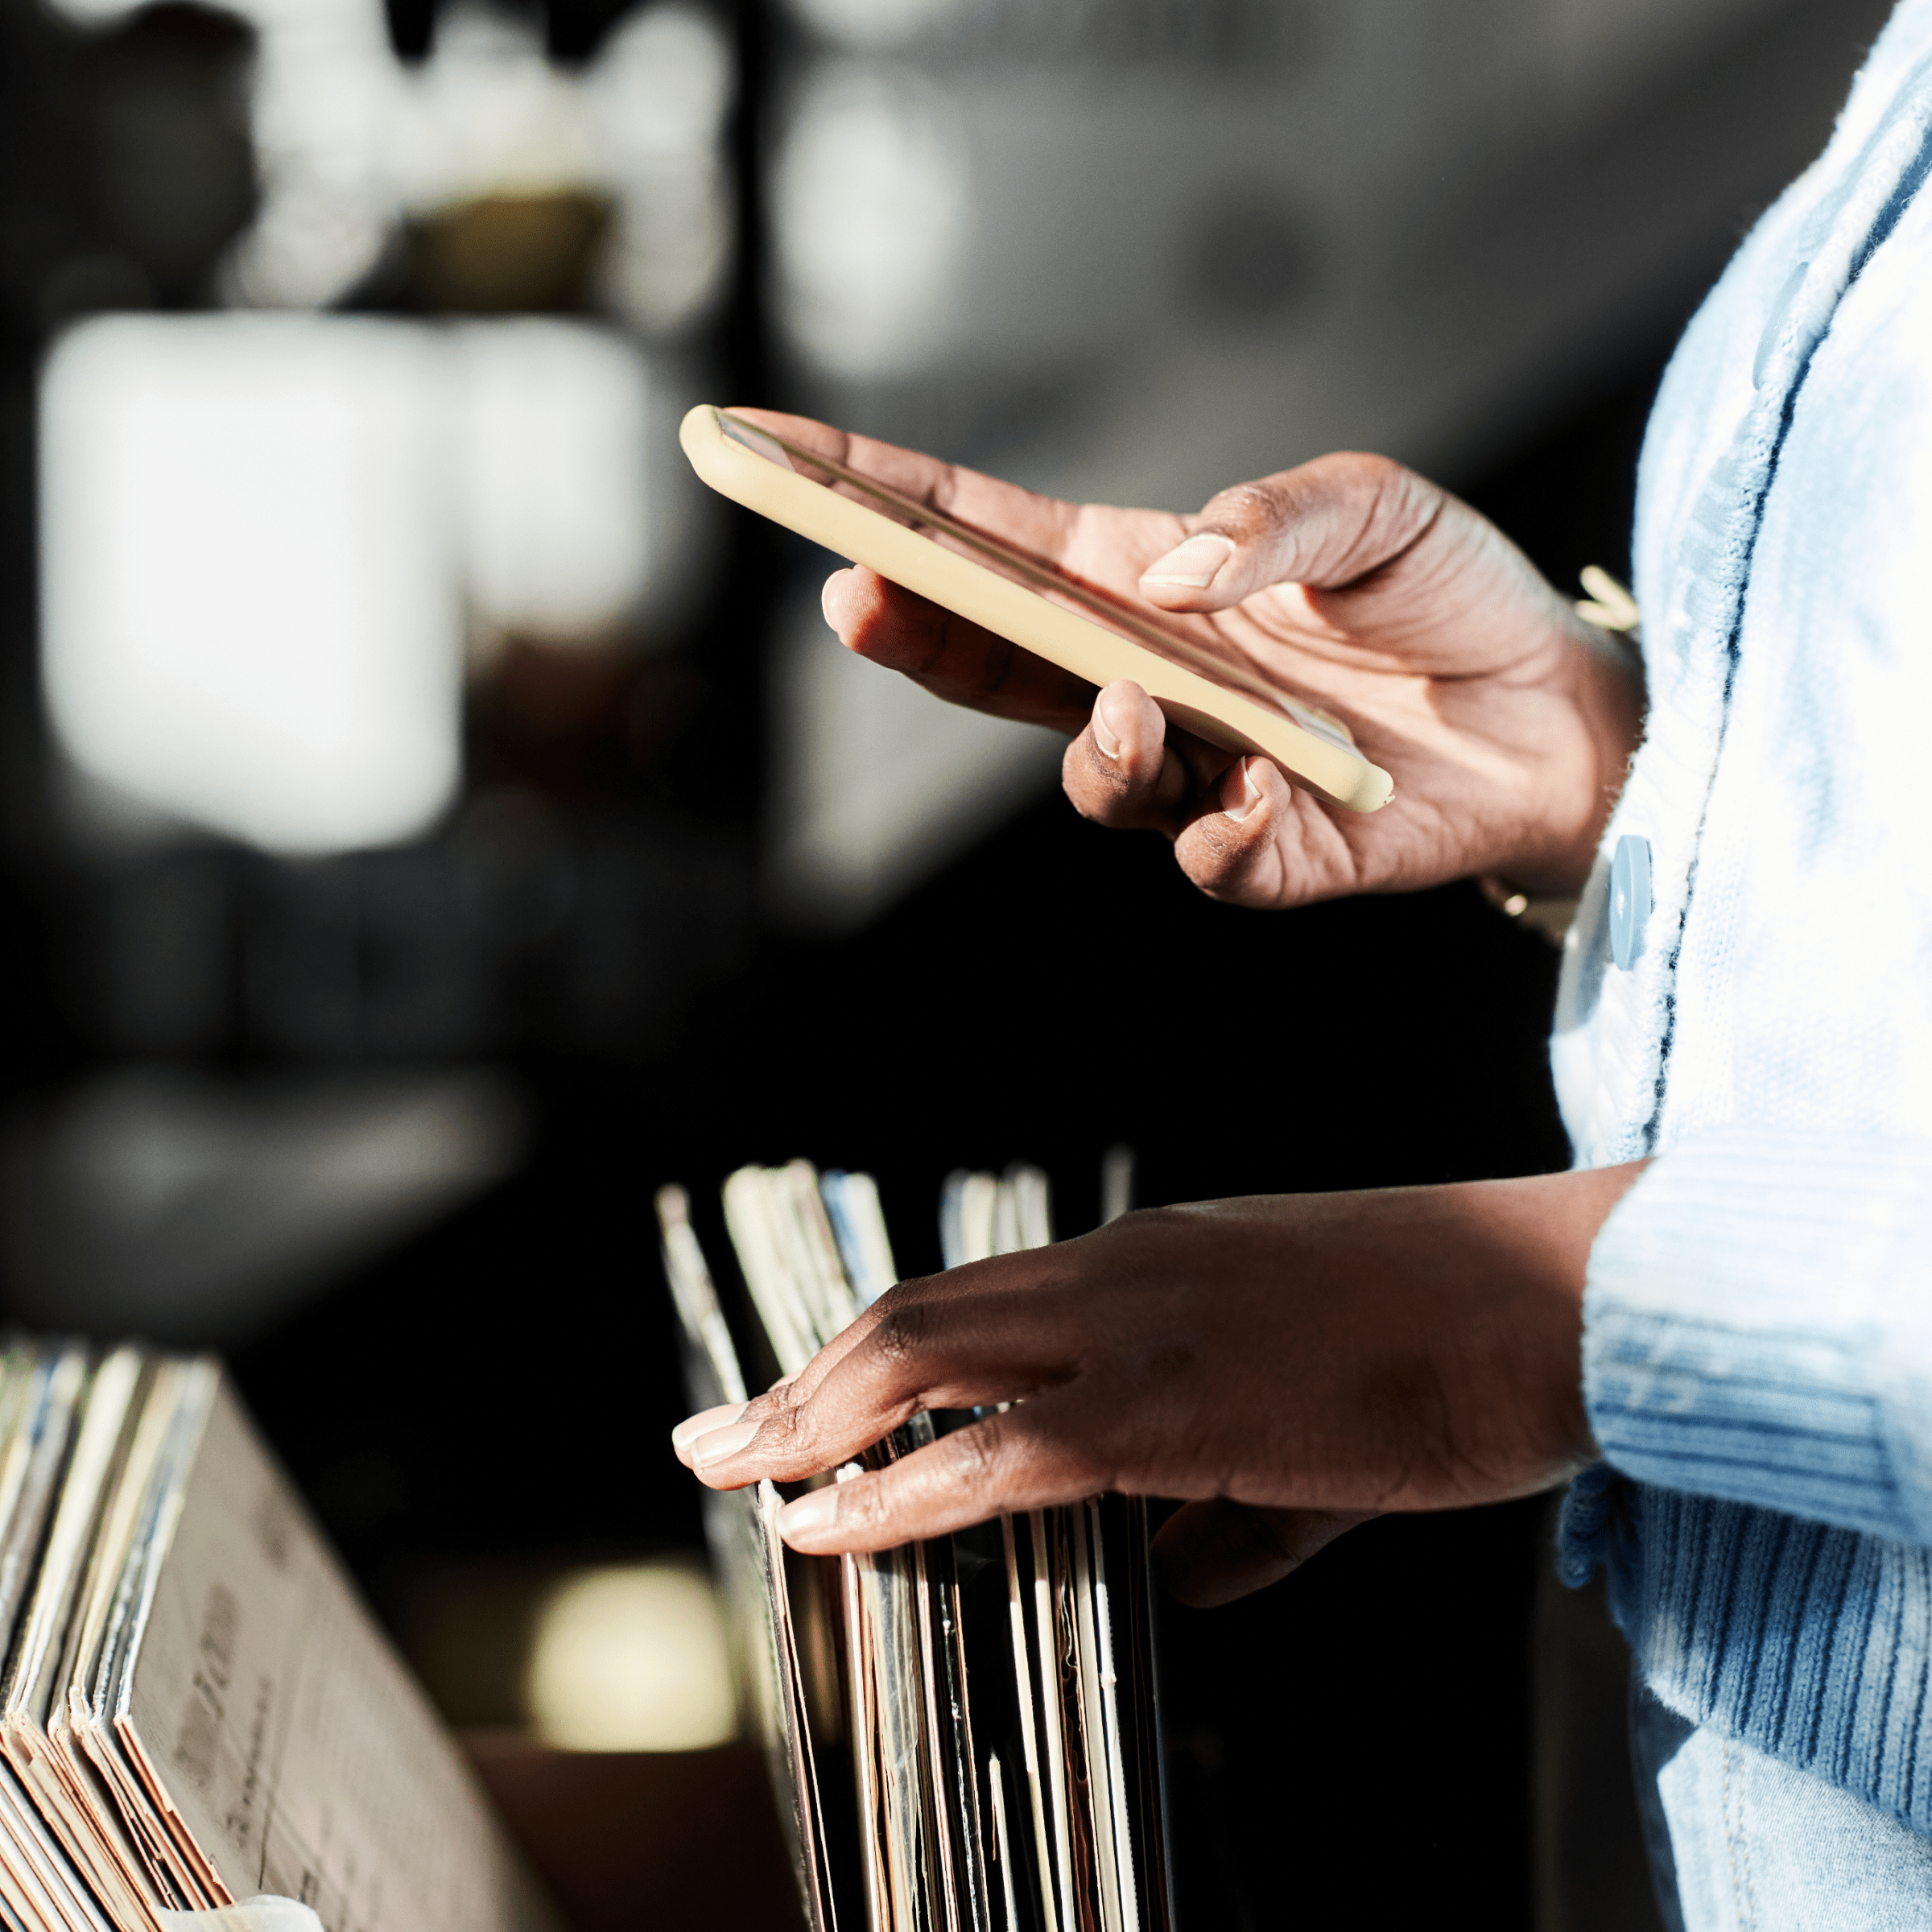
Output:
top-left (1569, 1133), bottom-right (1932, 1832)
top-left (1551, 0), bottom-right (1932, 1838)
top-left (1587, 1488), bottom-right (1932, 1836)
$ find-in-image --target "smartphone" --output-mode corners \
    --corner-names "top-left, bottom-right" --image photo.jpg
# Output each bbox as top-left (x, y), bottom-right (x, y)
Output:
top-left (679, 405), bottom-right (1394, 814)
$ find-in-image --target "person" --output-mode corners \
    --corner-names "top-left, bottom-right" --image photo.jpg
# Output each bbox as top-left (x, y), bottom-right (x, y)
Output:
top-left (675, 2), bottom-right (1932, 1923)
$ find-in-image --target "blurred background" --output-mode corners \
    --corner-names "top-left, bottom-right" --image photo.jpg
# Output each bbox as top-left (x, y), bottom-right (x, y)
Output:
top-left (0, 0), bottom-right (1902, 1925)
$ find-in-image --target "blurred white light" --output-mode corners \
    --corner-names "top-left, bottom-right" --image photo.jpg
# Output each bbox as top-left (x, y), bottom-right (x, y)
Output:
top-left (2, 1067), bottom-right (526, 1343)
top-left (586, 5), bottom-right (735, 336)
top-left (42, 315), bottom-right (461, 855)
top-left (772, 64), bottom-right (972, 378)
top-left (222, 187), bottom-right (394, 315)
top-left (36, 0), bottom-right (141, 24)
top-left (455, 320), bottom-right (654, 639)
top-left (42, 315), bottom-right (673, 854)
top-left (211, 0), bottom-right (736, 323)
top-left (588, 3), bottom-right (733, 161)
top-left (785, 0), bottom-right (966, 49)
top-left (523, 1563), bottom-right (737, 1752)
top-left (391, 4), bottom-right (599, 208)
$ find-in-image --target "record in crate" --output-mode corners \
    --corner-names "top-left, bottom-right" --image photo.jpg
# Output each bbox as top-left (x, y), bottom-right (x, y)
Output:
top-left (656, 1162), bottom-right (1175, 1932)
top-left (0, 1342), bottom-right (557, 1932)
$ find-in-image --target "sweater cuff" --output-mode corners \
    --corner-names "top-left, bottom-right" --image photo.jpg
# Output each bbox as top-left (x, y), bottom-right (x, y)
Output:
top-left (1583, 1128), bottom-right (1932, 1543)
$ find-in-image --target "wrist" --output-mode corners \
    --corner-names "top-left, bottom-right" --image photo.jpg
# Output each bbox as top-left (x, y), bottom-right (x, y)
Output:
top-left (1482, 572), bottom-right (1645, 902)
top-left (1428, 1164), bottom-right (1645, 1495)
top-left (1528, 625), bottom-right (1646, 894)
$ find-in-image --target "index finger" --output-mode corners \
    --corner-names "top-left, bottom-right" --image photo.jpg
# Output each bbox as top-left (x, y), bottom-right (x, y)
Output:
top-left (775, 1394), bottom-right (1118, 1552)
top-left (685, 1253), bottom-right (1087, 1487)
top-left (824, 567), bottom-right (1100, 733)
top-left (727, 407), bottom-right (1080, 561)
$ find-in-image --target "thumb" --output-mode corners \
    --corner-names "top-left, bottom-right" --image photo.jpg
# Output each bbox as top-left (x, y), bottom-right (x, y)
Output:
top-left (1137, 452), bottom-right (1441, 613)
top-left (1150, 1499), bottom-right (1376, 1608)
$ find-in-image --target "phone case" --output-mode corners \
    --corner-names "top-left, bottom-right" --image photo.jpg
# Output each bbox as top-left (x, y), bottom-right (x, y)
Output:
top-left (679, 406), bottom-right (1394, 813)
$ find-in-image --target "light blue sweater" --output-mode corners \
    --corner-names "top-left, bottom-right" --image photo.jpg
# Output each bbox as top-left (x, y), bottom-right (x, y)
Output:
top-left (1553, 0), bottom-right (1932, 1832)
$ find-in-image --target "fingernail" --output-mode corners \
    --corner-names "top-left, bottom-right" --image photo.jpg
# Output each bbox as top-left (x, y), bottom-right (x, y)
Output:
top-left (820, 569), bottom-right (854, 630)
top-left (1092, 684), bottom-right (1127, 759)
top-left (1140, 533), bottom-right (1233, 591)
top-left (673, 1401), bottom-right (747, 1455)
top-left (691, 1418), bottom-right (761, 1468)
top-left (1222, 758), bottom-right (1264, 824)
top-left (780, 1489), bottom-right (838, 1543)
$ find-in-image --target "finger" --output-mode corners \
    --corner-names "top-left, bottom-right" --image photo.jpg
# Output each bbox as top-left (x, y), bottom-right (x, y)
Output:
top-left (774, 1400), bottom-right (1111, 1553)
top-left (1150, 1501), bottom-right (1375, 1608)
top-left (1167, 755), bottom-right (1339, 908)
top-left (1137, 452), bottom-right (1441, 613)
top-left (824, 568), bottom-right (1097, 733)
top-left (688, 1320), bottom-right (1071, 1490)
top-left (729, 407), bottom-right (1079, 559)
top-left (679, 1274), bottom-right (927, 1483)
top-left (689, 1265), bottom-right (1085, 1488)
top-left (671, 1368), bottom-right (804, 1472)
top-left (677, 1332), bottom-right (883, 1487)
top-left (671, 1400), bottom-right (746, 1468)
top-left (1059, 681), bottom-right (1215, 832)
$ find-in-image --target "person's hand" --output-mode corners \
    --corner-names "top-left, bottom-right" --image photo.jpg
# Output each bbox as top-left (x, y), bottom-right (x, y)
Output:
top-left (733, 409), bottom-right (1641, 906)
top-left (671, 1164), bottom-right (1644, 1606)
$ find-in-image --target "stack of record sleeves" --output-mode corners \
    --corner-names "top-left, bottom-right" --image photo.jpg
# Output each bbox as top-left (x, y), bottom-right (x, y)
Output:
top-left (0, 1344), bottom-right (552, 1932)
top-left (657, 1162), bottom-right (1174, 1932)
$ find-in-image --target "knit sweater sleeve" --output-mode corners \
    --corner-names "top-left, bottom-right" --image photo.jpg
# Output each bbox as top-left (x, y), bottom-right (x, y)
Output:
top-left (1584, 1129), bottom-right (1932, 1544)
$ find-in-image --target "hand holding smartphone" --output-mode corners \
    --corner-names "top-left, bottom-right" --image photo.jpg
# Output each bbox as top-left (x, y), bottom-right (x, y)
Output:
top-left (683, 404), bottom-right (1641, 912)
top-left (679, 404), bottom-right (1395, 814)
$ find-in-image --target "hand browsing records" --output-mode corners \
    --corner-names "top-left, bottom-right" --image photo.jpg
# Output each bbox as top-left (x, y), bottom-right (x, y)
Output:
top-left (679, 1168), bottom-right (1644, 1606)
top-left (660, 1162), bottom-right (1175, 1932)
top-left (663, 1156), bottom-right (1645, 1932)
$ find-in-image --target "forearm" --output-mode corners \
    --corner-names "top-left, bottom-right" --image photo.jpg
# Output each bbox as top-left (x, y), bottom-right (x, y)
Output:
top-left (679, 1162), bottom-right (1649, 1555)
top-left (1386, 1162), bottom-right (1645, 1498)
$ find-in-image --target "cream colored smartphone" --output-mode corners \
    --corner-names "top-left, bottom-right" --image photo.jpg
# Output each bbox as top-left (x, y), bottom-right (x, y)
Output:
top-left (679, 405), bottom-right (1394, 814)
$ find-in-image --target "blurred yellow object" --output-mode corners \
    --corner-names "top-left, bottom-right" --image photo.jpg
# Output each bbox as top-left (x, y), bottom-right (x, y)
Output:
top-left (522, 1562), bottom-right (737, 1752)
top-left (407, 192), bottom-right (613, 314)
